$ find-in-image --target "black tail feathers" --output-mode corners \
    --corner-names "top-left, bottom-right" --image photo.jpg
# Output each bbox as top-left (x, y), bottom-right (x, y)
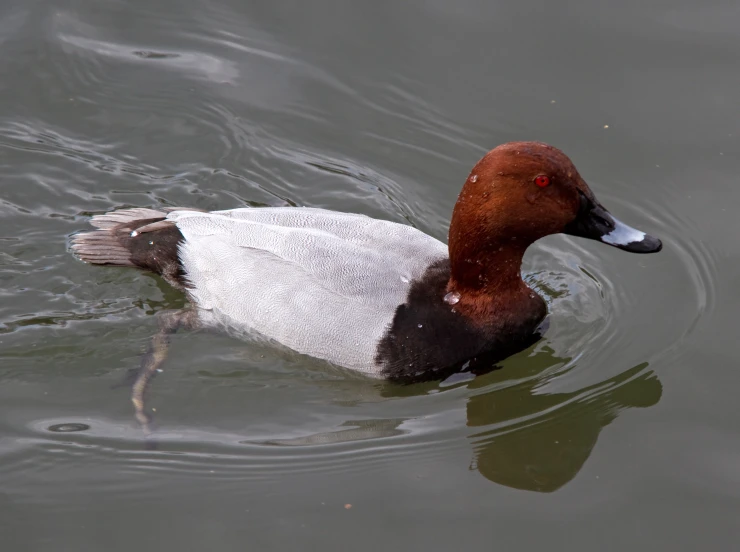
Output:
top-left (71, 207), bottom-right (192, 289)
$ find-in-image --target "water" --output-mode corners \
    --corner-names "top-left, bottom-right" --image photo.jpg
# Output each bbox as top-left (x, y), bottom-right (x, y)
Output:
top-left (0, 0), bottom-right (737, 550)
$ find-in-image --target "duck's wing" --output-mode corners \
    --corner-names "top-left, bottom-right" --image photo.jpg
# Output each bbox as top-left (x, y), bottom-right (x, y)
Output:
top-left (168, 207), bottom-right (448, 373)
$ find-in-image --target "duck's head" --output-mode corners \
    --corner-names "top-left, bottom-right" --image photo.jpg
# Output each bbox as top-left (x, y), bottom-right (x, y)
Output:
top-left (448, 141), bottom-right (662, 292)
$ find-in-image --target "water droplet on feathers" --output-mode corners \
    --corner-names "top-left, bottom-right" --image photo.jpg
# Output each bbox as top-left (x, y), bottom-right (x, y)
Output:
top-left (444, 291), bottom-right (460, 305)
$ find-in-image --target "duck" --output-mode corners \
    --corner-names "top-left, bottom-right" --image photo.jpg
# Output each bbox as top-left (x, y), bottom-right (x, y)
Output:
top-left (71, 141), bottom-right (662, 384)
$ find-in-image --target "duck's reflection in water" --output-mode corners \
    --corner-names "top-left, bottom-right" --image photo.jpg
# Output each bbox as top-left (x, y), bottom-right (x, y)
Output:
top-left (264, 343), bottom-right (661, 493)
top-left (462, 346), bottom-right (661, 492)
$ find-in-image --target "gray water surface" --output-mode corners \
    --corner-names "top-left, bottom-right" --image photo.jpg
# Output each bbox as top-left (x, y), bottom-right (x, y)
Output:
top-left (1, 0), bottom-right (737, 550)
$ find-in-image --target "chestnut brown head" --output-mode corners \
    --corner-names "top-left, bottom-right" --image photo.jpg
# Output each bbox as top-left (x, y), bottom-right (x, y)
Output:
top-left (448, 141), bottom-right (662, 260)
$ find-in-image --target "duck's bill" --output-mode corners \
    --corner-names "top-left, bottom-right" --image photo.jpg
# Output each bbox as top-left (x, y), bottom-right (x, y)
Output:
top-left (563, 193), bottom-right (662, 253)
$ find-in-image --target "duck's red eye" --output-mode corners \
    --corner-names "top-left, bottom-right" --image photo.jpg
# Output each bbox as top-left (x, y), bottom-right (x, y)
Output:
top-left (535, 175), bottom-right (551, 187)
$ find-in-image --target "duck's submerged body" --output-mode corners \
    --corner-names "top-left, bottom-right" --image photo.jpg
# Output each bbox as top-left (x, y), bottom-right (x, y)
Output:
top-left (71, 142), bottom-right (662, 387)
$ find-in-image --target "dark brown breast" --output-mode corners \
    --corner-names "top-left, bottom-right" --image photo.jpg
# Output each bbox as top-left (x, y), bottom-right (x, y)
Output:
top-left (374, 259), bottom-right (547, 383)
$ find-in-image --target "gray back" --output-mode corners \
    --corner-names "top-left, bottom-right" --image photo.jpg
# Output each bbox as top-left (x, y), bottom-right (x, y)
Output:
top-left (170, 207), bottom-right (448, 373)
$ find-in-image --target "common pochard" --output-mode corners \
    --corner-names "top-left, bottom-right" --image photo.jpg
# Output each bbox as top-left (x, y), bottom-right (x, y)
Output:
top-left (72, 141), bottom-right (662, 384)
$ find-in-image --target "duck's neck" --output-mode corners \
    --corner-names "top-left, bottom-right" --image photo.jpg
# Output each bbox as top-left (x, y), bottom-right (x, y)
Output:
top-left (444, 171), bottom-right (546, 324)
top-left (448, 238), bottom-right (529, 294)
top-left (446, 238), bottom-right (539, 323)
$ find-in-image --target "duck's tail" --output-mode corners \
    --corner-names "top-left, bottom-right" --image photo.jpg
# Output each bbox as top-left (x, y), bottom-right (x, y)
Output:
top-left (70, 207), bottom-right (199, 289)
